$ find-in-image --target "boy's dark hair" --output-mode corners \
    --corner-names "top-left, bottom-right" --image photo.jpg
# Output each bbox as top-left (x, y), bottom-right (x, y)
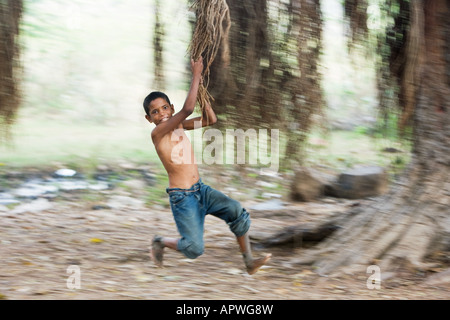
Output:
top-left (143, 91), bottom-right (171, 115)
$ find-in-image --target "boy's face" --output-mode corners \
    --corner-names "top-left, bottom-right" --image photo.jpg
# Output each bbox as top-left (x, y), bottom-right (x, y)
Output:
top-left (145, 97), bottom-right (175, 126)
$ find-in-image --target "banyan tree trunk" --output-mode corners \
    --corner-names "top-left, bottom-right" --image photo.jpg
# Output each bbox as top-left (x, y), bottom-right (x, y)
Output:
top-left (260, 0), bottom-right (450, 276)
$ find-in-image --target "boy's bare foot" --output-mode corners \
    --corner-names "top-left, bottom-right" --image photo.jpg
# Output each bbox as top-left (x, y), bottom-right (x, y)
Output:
top-left (246, 253), bottom-right (272, 275)
top-left (150, 236), bottom-right (165, 267)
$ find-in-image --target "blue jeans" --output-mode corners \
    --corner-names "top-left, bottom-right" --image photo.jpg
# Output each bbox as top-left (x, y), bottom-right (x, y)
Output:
top-left (166, 179), bottom-right (251, 259)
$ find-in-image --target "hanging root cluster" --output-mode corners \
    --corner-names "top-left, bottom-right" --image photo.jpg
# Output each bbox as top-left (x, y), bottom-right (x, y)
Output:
top-left (189, 0), bottom-right (230, 116)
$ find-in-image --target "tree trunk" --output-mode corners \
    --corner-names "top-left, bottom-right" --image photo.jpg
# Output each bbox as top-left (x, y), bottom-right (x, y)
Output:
top-left (207, 0), bottom-right (324, 168)
top-left (0, 0), bottom-right (22, 139)
top-left (208, 0), bottom-right (273, 130)
top-left (284, 0), bottom-right (324, 166)
top-left (152, 0), bottom-right (165, 90)
top-left (260, 0), bottom-right (450, 276)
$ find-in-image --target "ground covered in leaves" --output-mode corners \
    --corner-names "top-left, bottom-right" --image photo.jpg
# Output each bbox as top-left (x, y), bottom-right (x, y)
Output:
top-left (0, 165), bottom-right (448, 300)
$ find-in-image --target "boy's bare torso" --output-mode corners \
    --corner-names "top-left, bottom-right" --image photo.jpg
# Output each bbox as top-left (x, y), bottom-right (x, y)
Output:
top-left (145, 57), bottom-right (216, 189)
top-left (153, 124), bottom-right (199, 189)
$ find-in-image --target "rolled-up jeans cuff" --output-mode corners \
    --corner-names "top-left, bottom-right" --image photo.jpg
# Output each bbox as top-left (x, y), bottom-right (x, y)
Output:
top-left (228, 208), bottom-right (251, 237)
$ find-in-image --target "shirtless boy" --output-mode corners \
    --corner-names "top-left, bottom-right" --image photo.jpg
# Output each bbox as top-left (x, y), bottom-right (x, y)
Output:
top-left (143, 56), bottom-right (271, 275)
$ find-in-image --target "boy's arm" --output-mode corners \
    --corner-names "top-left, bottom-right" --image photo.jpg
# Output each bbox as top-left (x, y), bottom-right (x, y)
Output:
top-left (151, 57), bottom-right (203, 142)
top-left (182, 99), bottom-right (217, 130)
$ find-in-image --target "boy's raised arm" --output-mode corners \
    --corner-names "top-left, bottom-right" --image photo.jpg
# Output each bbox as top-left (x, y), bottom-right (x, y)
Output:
top-left (151, 57), bottom-right (204, 141)
top-left (182, 57), bottom-right (203, 115)
top-left (182, 97), bottom-right (217, 130)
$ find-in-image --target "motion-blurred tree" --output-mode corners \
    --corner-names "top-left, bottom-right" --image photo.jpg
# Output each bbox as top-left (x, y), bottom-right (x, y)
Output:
top-left (207, 0), bottom-right (275, 129)
top-left (205, 0), bottom-right (324, 167)
top-left (263, 0), bottom-right (450, 276)
top-left (310, 0), bottom-right (450, 275)
top-left (0, 0), bottom-right (22, 139)
top-left (284, 0), bottom-right (324, 165)
top-left (152, 0), bottom-right (165, 90)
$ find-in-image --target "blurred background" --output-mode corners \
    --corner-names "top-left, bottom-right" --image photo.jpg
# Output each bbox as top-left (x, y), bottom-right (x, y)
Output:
top-left (0, 0), bottom-right (409, 171)
top-left (1, 0), bottom-right (448, 300)
top-left (1, 0), bottom-right (190, 166)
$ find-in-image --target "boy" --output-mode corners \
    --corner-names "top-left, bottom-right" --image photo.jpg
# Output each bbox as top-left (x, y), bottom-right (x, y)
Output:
top-left (143, 57), bottom-right (271, 275)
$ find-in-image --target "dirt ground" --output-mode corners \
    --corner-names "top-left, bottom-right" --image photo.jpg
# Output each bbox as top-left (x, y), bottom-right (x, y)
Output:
top-left (0, 168), bottom-right (449, 300)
